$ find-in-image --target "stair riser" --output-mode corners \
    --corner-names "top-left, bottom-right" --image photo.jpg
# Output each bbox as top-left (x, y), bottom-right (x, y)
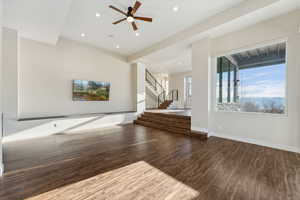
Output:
top-left (134, 120), bottom-right (190, 135)
top-left (158, 100), bottom-right (173, 109)
top-left (138, 117), bottom-right (190, 129)
top-left (135, 111), bottom-right (207, 140)
top-left (141, 115), bottom-right (190, 124)
top-left (144, 112), bottom-right (191, 120)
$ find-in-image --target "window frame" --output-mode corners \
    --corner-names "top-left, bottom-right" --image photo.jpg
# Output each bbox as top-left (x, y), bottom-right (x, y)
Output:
top-left (212, 39), bottom-right (289, 117)
top-left (185, 76), bottom-right (192, 98)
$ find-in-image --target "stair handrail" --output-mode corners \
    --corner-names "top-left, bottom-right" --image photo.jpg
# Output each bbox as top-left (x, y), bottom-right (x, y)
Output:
top-left (158, 91), bottom-right (166, 108)
top-left (168, 89), bottom-right (179, 101)
top-left (145, 69), bottom-right (165, 93)
top-left (145, 69), bottom-right (179, 108)
top-left (158, 89), bottom-right (179, 108)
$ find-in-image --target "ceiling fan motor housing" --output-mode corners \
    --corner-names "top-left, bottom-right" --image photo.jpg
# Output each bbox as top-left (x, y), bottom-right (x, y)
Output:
top-left (127, 7), bottom-right (133, 16)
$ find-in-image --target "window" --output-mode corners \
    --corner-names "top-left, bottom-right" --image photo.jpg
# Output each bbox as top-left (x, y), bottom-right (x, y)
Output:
top-left (216, 42), bottom-right (286, 114)
top-left (185, 76), bottom-right (192, 98)
top-left (184, 76), bottom-right (192, 108)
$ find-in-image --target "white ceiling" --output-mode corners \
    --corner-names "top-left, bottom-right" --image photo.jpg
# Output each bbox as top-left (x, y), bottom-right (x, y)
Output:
top-left (3, 0), bottom-right (300, 74)
top-left (141, 44), bottom-right (192, 74)
top-left (141, 0), bottom-right (300, 74)
top-left (62, 0), bottom-right (248, 55)
top-left (4, 0), bottom-right (245, 55)
top-left (4, 0), bottom-right (73, 44)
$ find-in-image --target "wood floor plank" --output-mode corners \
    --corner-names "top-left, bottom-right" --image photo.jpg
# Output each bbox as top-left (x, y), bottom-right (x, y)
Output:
top-left (0, 124), bottom-right (299, 200)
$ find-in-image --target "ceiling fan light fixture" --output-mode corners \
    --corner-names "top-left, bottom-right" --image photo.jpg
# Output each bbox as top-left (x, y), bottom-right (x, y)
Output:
top-left (95, 12), bottom-right (101, 18)
top-left (127, 16), bottom-right (134, 23)
top-left (173, 5), bottom-right (179, 12)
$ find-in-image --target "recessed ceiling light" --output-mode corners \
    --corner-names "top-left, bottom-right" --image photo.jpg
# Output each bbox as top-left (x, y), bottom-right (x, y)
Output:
top-left (96, 13), bottom-right (101, 18)
top-left (173, 5), bottom-right (179, 12)
top-left (81, 33), bottom-right (86, 37)
top-left (135, 32), bottom-right (140, 36)
top-left (116, 45), bottom-right (120, 49)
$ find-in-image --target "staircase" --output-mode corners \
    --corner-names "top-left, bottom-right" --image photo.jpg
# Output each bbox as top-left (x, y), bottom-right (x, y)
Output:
top-left (138, 69), bottom-right (207, 140)
top-left (158, 100), bottom-right (173, 109)
top-left (145, 69), bottom-right (178, 109)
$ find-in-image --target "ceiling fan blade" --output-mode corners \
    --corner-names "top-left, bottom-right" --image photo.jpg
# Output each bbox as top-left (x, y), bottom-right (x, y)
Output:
top-left (132, 1), bottom-right (142, 14)
top-left (134, 16), bottom-right (152, 22)
top-left (131, 22), bottom-right (138, 31)
top-left (109, 5), bottom-right (127, 16)
top-left (113, 18), bottom-right (127, 25)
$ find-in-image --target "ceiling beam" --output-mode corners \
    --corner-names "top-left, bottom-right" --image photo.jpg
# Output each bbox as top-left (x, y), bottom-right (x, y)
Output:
top-left (127, 0), bottom-right (280, 62)
top-left (226, 55), bottom-right (239, 67)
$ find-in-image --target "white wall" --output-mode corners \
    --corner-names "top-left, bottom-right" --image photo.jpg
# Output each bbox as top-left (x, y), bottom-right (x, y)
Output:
top-left (3, 28), bottom-right (18, 119)
top-left (169, 71), bottom-right (191, 109)
top-left (192, 10), bottom-right (300, 153)
top-left (132, 62), bottom-right (145, 114)
top-left (3, 112), bottom-right (138, 143)
top-left (0, 0), bottom-right (3, 175)
top-left (18, 38), bottom-right (134, 118)
top-left (2, 37), bottom-right (139, 138)
top-left (192, 39), bottom-right (210, 132)
top-left (1, 27), bottom-right (19, 174)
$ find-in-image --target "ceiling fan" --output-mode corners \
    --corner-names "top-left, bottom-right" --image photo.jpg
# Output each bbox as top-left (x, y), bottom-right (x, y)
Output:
top-left (109, 1), bottom-right (153, 31)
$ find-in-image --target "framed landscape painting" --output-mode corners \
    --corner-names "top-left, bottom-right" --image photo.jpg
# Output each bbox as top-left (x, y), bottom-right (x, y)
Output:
top-left (73, 80), bottom-right (110, 101)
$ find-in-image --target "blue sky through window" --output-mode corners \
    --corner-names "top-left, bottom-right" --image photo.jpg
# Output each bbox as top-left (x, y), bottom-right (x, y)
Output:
top-left (239, 64), bottom-right (285, 98)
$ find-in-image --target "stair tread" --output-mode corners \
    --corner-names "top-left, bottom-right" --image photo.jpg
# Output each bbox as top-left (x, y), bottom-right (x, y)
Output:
top-left (139, 115), bottom-right (190, 123)
top-left (141, 115), bottom-right (191, 123)
top-left (139, 116), bottom-right (191, 126)
top-left (158, 100), bottom-right (173, 109)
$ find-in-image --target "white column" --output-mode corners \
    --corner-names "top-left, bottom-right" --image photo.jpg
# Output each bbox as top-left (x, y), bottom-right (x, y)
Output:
top-left (132, 62), bottom-right (146, 114)
top-left (0, 0), bottom-right (3, 176)
top-left (2, 28), bottom-right (18, 147)
top-left (191, 38), bottom-right (211, 134)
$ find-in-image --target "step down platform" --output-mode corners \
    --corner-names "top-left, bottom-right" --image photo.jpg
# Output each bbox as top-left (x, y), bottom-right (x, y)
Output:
top-left (134, 111), bottom-right (207, 140)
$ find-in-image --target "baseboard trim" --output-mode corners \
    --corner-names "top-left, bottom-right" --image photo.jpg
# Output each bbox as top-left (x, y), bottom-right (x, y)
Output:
top-left (190, 126), bottom-right (208, 141)
top-left (191, 126), bottom-right (208, 133)
top-left (210, 132), bottom-right (300, 154)
top-left (190, 131), bottom-right (208, 141)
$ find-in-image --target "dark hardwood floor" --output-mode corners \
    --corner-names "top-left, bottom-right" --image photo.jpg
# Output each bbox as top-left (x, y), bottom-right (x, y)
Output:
top-left (1, 124), bottom-right (300, 200)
